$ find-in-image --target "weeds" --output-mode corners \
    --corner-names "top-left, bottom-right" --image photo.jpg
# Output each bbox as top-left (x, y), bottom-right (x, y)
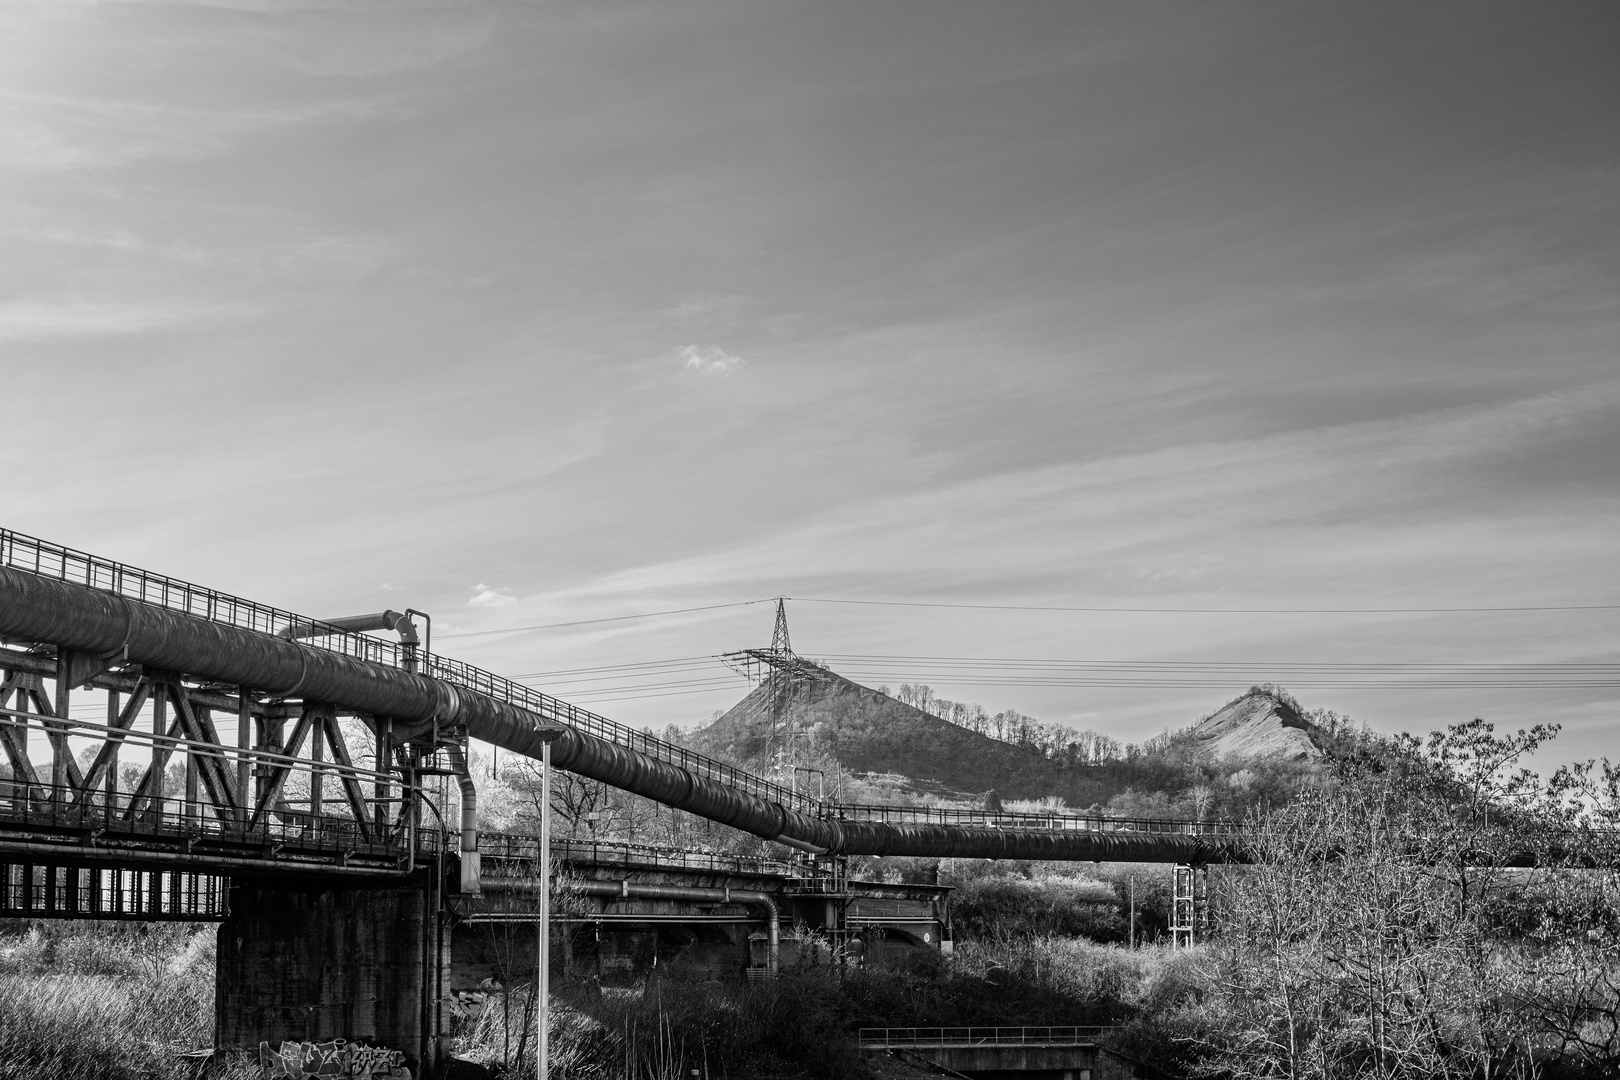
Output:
top-left (456, 975), bottom-right (867, 1079)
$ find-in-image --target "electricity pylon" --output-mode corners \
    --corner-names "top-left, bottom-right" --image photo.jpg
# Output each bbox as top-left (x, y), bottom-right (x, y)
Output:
top-left (720, 598), bottom-right (824, 784)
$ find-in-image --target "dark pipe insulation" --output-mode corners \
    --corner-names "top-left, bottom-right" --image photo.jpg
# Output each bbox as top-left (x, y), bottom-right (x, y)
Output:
top-left (0, 567), bottom-right (1232, 863)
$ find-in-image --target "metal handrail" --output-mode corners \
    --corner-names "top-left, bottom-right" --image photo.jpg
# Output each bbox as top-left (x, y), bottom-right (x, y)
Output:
top-left (0, 779), bottom-right (435, 859)
top-left (857, 1026), bottom-right (1112, 1048)
top-left (835, 802), bottom-right (1237, 835)
top-left (479, 833), bottom-right (798, 878)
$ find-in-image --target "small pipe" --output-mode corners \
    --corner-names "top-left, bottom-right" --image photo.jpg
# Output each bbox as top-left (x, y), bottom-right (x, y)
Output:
top-left (404, 608), bottom-right (431, 655)
top-left (280, 610), bottom-right (420, 645)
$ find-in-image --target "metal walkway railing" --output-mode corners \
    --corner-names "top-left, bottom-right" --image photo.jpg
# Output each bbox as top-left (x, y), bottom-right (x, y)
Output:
top-left (835, 802), bottom-right (1236, 834)
top-left (858, 1026), bottom-right (1111, 1048)
top-left (480, 834), bottom-right (798, 878)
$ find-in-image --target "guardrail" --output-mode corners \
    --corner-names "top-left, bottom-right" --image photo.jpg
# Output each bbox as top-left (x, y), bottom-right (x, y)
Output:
top-left (0, 778), bottom-right (435, 864)
top-left (480, 834), bottom-right (798, 878)
top-left (857, 1027), bottom-right (1112, 1048)
top-left (836, 803), bottom-right (1236, 835)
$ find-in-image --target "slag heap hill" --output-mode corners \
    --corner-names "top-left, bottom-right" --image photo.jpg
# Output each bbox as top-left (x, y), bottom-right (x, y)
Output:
top-left (1184, 688), bottom-right (1324, 764)
top-left (686, 664), bottom-right (1326, 808)
top-left (687, 666), bottom-right (1062, 800)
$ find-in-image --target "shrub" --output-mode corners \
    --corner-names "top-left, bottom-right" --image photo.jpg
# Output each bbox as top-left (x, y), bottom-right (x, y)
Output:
top-left (456, 974), bottom-right (868, 1079)
top-left (951, 874), bottom-right (1125, 942)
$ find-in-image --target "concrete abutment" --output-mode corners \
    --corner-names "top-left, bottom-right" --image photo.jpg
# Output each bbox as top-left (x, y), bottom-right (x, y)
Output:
top-left (215, 871), bottom-right (450, 1076)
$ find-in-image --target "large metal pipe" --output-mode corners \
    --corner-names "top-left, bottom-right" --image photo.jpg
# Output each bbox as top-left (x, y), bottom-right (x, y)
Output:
top-left (484, 876), bottom-right (780, 972)
top-left (0, 568), bottom-right (450, 721)
top-left (0, 566), bottom-right (1233, 863)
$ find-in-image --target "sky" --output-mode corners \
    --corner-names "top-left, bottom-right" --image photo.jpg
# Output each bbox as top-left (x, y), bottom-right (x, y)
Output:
top-left (3, 1), bottom-right (1617, 767)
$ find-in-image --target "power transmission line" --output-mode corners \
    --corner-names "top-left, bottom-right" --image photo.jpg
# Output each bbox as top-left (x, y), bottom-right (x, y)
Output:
top-left (790, 597), bottom-right (1620, 615)
top-left (510, 649), bottom-right (1620, 705)
top-left (439, 600), bottom-right (771, 639)
top-left (439, 593), bottom-right (1617, 642)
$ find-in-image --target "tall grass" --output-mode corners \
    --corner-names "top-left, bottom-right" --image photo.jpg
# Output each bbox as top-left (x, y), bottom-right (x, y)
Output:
top-left (455, 975), bottom-right (868, 1079)
top-left (0, 923), bottom-right (220, 1080)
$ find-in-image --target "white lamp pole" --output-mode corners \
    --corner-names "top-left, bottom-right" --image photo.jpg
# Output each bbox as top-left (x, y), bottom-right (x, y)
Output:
top-left (537, 737), bottom-right (551, 1080)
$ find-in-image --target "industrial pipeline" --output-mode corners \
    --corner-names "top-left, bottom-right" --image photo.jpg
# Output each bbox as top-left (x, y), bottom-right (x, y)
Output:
top-left (0, 564), bottom-right (1230, 864)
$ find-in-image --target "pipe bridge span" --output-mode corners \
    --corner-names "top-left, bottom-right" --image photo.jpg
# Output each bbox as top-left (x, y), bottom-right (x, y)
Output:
top-left (0, 527), bottom-right (1236, 869)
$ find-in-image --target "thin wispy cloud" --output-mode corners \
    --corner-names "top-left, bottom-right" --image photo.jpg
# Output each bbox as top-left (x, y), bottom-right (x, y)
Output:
top-left (0, 300), bottom-right (243, 339)
top-left (467, 583), bottom-right (517, 608)
top-left (678, 344), bottom-right (744, 375)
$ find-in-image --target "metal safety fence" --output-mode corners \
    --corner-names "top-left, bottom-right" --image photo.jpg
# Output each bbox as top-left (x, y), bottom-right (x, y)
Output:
top-left (858, 1027), bottom-right (1112, 1048)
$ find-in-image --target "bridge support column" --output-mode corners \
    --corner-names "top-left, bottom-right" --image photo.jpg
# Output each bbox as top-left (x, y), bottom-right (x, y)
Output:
top-left (215, 872), bottom-right (450, 1076)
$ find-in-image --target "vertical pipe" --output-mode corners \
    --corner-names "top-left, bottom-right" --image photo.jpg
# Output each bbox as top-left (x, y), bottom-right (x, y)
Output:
top-left (52, 661), bottom-right (70, 800)
top-left (105, 689), bottom-right (119, 828)
top-left (151, 690), bottom-right (167, 817)
top-left (184, 715), bottom-right (200, 828)
top-left (235, 689), bottom-right (251, 827)
top-left (444, 742), bottom-right (480, 894)
top-left (404, 762), bottom-right (417, 875)
top-left (310, 717), bottom-right (324, 819)
top-left (537, 737), bottom-right (551, 1080)
top-left (375, 719), bottom-right (392, 833)
top-left (1128, 876), bottom-right (1136, 950)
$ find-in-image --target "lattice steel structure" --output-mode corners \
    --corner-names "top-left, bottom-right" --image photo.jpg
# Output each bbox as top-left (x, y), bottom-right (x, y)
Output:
top-left (1170, 862), bottom-right (1209, 947)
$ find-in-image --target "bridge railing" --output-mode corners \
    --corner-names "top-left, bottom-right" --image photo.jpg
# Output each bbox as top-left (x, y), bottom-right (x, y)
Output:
top-left (425, 653), bottom-right (817, 814)
top-left (0, 529), bottom-right (407, 668)
top-left (0, 778), bottom-right (433, 861)
top-left (857, 1026), bottom-right (1112, 1048)
top-left (835, 803), bottom-right (1237, 835)
top-left (0, 528), bottom-right (815, 817)
top-left (479, 833), bottom-right (798, 878)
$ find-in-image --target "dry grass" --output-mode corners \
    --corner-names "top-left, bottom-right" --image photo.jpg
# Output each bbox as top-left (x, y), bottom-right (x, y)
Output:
top-left (0, 923), bottom-right (217, 1080)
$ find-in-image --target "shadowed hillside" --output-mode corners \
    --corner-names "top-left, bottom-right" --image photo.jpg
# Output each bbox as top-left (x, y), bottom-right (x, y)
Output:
top-left (690, 668), bottom-right (1069, 799)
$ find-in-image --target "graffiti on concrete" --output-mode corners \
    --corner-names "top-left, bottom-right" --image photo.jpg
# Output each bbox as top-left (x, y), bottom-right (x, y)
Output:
top-left (258, 1039), bottom-right (412, 1079)
top-left (447, 989), bottom-right (488, 1022)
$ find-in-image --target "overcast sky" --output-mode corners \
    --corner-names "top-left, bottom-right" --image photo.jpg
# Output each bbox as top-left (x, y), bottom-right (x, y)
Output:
top-left (4, 1), bottom-right (1616, 764)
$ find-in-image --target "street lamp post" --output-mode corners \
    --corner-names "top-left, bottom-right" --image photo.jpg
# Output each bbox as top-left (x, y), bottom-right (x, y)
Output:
top-left (538, 736), bottom-right (552, 1080)
top-left (521, 727), bottom-right (563, 1080)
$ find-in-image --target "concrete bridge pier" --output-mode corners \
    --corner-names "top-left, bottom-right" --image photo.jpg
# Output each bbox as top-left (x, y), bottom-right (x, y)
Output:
top-left (214, 870), bottom-right (451, 1076)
